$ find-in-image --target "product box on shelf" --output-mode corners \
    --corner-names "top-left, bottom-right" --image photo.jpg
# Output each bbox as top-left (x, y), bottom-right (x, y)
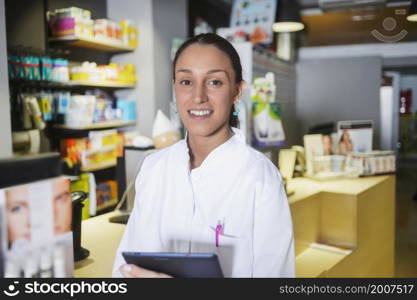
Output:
top-left (79, 130), bottom-right (118, 169)
top-left (345, 151), bottom-right (396, 176)
top-left (117, 99), bottom-right (137, 122)
top-left (48, 7), bottom-right (93, 39)
top-left (60, 130), bottom-right (119, 171)
top-left (94, 19), bottom-right (122, 44)
top-left (69, 61), bottom-right (136, 85)
top-left (65, 95), bottom-right (96, 127)
top-left (313, 155), bottom-right (346, 175)
top-left (96, 180), bottom-right (118, 209)
top-left (119, 20), bottom-right (138, 48)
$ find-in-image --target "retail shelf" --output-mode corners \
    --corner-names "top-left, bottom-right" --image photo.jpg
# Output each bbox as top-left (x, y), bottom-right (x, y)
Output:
top-left (69, 80), bottom-right (136, 88)
top-left (96, 198), bottom-right (118, 212)
top-left (84, 145), bottom-right (117, 155)
top-left (9, 79), bottom-right (136, 89)
top-left (53, 121), bottom-right (136, 130)
top-left (49, 36), bottom-right (135, 52)
top-left (80, 161), bottom-right (116, 172)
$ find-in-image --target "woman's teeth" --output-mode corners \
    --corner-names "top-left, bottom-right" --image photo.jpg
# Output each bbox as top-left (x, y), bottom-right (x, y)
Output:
top-left (189, 110), bottom-right (212, 116)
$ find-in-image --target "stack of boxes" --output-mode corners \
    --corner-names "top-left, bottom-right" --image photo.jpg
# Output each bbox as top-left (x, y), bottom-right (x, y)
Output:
top-left (48, 7), bottom-right (138, 47)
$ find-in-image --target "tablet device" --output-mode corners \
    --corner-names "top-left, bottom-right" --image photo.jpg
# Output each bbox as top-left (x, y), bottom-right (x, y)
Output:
top-left (122, 252), bottom-right (224, 278)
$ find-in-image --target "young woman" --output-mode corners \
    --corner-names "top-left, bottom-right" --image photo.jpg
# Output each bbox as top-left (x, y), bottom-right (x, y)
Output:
top-left (113, 33), bottom-right (295, 278)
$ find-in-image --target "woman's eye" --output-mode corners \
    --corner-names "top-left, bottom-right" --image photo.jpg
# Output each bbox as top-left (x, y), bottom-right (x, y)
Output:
top-left (209, 80), bottom-right (223, 86)
top-left (11, 205), bottom-right (23, 213)
top-left (179, 80), bottom-right (192, 86)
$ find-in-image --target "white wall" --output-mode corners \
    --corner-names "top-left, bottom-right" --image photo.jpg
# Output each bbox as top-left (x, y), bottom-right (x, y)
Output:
top-left (153, 0), bottom-right (187, 117)
top-left (107, 0), bottom-right (187, 138)
top-left (401, 76), bottom-right (417, 114)
top-left (296, 57), bottom-right (383, 148)
top-left (297, 42), bottom-right (417, 150)
top-left (0, 0), bottom-right (12, 158)
top-left (107, 0), bottom-right (156, 137)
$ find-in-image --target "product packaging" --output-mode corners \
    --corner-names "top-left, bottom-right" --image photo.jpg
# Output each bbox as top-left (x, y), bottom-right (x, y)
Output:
top-left (117, 99), bottom-right (137, 122)
top-left (65, 95), bottom-right (96, 127)
top-left (250, 72), bottom-right (285, 148)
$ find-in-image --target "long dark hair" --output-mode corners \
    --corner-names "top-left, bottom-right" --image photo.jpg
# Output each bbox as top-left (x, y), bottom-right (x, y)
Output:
top-left (172, 33), bottom-right (242, 128)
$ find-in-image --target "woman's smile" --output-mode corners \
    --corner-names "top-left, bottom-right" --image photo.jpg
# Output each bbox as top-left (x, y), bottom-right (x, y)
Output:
top-left (188, 109), bottom-right (214, 119)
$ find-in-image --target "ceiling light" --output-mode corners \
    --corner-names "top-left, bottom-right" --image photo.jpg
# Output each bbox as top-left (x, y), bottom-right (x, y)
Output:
top-left (273, 0), bottom-right (305, 33)
top-left (407, 0), bottom-right (417, 22)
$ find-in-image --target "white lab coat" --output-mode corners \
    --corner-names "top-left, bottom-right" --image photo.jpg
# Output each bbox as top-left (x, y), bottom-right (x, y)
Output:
top-left (112, 128), bottom-right (295, 277)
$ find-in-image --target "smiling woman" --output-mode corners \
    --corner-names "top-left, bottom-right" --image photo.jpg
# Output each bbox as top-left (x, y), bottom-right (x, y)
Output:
top-left (113, 33), bottom-right (295, 278)
top-left (173, 33), bottom-right (243, 130)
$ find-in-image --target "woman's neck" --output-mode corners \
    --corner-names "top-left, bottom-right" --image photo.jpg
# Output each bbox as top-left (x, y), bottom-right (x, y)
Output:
top-left (187, 125), bottom-right (233, 169)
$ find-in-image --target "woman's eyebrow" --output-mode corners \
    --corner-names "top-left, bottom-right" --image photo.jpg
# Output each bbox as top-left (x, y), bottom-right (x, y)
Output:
top-left (207, 69), bottom-right (230, 80)
top-left (176, 69), bottom-right (192, 73)
top-left (176, 68), bottom-right (230, 79)
top-left (207, 69), bottom-right (227, 74)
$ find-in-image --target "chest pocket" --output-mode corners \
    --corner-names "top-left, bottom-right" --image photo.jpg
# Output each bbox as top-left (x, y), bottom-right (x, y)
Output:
top-left (207, 225), bottom-right (249, 278)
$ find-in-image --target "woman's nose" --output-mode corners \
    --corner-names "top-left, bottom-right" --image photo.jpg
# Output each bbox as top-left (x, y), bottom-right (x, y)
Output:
top-left (192, 83), bottom-right (208, 104)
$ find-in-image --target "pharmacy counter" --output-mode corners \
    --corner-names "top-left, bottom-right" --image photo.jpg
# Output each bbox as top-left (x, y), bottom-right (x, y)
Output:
top-left (74, 175), bottom-right (395, 278)
top-left (288, 175), bottom-right (395, 277)
top-left (74, 212), bottom-right (125, 277)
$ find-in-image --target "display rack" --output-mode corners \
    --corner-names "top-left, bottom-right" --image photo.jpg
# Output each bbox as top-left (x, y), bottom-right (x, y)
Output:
top-left (6, 3), bottom-right (138, 218)
top-left (80, 161), bottom-right (117, 172)
top-left (9, 79), bottom-right (135, 89)
top-left (49, 36), bottom-right (135, 52)
top-left (71, 80), bottom-right (136, 88)
top-left (53, 121), bottom-right (136, 130)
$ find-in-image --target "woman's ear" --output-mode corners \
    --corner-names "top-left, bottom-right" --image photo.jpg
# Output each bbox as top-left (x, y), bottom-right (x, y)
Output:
top-left (234, 81), bottom-right (246, 104)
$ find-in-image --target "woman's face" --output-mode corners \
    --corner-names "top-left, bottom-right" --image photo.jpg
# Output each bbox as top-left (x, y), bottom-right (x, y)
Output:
top-left (342, 131), bottom-right (350, 143)
top-left (52, 179), bottom-right (72, 235)
top-left (174, 44), bottom-right (243, 137)
top-left (6, 186), bottom-right (31, 244)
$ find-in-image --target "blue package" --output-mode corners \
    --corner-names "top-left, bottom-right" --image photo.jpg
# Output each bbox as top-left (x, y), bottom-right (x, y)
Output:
top-left (55, 92), bottom-right (70, 114)
top-left (117, 99), bottom-right (137, 122)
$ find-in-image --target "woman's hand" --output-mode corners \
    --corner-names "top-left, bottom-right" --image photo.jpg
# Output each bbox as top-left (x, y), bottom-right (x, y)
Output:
top-left (119, 264), bottom-right (173, 278)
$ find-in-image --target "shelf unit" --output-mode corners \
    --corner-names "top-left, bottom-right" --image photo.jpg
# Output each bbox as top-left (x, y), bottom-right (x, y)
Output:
top-left (47, 27), bottom-right (138, 219)
top-left (49, 35), bottom-right (135, 52)
top-left (53, 121), bottom-right (136, 130)
top-left (69, 80), bottom-right (136, 88)
top-left (80, 160), bottom-right (117, 172)
top-left (9, 79), bottom-right (135, 89)
top-left (6, 2), bottom-right (140, 219)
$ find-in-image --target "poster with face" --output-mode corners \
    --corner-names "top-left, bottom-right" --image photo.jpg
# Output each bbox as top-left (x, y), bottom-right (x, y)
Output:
top-left (337, 120), bottom-right (373, 154)
top-left (0, 177), bottom-right (74, 278)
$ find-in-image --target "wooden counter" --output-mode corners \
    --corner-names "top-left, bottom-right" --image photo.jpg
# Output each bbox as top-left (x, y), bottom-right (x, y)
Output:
top-left (74, 211), bottom-right (125, 277)
top-left (288, 175), bottom-right (395, 277)
top-left (74, 175), bottom-right (395, 278)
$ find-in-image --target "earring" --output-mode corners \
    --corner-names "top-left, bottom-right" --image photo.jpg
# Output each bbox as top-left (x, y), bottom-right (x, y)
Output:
top-left (233, 101), bottom-right (240, 116)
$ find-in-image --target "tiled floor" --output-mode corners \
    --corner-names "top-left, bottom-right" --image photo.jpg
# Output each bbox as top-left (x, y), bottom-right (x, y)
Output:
top-left (395, 166), bottom-right (417, 277)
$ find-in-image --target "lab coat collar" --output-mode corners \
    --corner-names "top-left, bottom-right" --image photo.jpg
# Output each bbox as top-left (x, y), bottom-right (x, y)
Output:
top-left (181, 127), bottom-right (245, 174)
top-left (184, 127), bottom-right (244, 144)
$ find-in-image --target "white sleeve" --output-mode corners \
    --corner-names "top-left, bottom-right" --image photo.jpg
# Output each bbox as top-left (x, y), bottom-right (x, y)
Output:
top-left (111, 162), bottom-right (147, 277)
top-left (252, 159), bottom-right (295, 277)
